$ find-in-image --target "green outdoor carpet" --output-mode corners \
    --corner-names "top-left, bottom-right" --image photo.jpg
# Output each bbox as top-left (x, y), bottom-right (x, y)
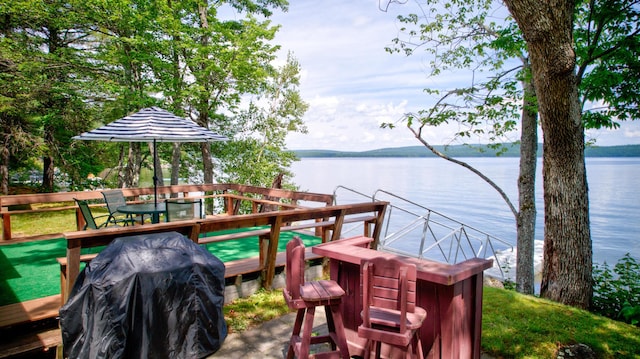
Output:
top-left (0, 229), bottom-right (321, 306)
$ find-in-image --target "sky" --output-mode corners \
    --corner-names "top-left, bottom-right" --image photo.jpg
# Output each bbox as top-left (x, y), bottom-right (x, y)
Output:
top-left (261, 1), bottom-right (640, 151)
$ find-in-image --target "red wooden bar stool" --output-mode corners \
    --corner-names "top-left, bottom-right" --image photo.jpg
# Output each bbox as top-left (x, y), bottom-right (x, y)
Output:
top-left (283, 236), bottom-right (350, 359)
top-left (358, 257), bottom-right (427, 359)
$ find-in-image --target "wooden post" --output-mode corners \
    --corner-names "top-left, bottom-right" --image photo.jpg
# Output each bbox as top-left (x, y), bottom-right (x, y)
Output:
top-left (225, 196), bottom-right (233, 216)
top-left (370, 203), bottom-right (387, 249)
top-left (259, 233), bottom-right (270, 268)
top-left (330, 209), bottom-right (346, 242)
top-left (1, 212), bottom-right (10, 241)
top-left (75, 208), bottom-right (85, 231)
top-left (190, 223), bottom-right (201, 243)
top-left (263, 216), bottom-right (282, 289)
top-left (64, 243), bottom-right (81, 304)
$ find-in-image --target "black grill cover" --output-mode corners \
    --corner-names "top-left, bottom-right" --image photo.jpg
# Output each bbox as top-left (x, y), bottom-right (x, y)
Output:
top-left (60, 231), bottom-right (227, 359)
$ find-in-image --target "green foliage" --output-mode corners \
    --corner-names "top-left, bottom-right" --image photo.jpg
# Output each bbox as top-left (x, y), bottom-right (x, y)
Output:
top-left (387, 0), bottom-right (639, 139)
top-left (574, 0), bottom-right (640, 130)
top-left (384, 0), bottom-right (530, 152)
top-left (592, 253), bottom-right (640, 326)
top-left (1, 0), bottom-right (303, 193)
top-left (218, 53), bottom-right (308, 188)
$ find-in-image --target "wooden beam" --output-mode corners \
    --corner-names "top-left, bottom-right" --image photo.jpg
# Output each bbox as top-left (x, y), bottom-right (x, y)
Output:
top-left (263, 216), bottom-right (282, 289)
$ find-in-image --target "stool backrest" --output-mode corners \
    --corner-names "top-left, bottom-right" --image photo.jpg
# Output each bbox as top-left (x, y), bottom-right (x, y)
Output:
top-left (361, 257), bottom-right (418, 333)
top-left (285, 236), bottom-right (305, 300)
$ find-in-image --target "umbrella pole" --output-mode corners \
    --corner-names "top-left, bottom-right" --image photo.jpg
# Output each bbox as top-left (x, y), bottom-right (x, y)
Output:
top-left (153, 139), bottom-right (158, 207)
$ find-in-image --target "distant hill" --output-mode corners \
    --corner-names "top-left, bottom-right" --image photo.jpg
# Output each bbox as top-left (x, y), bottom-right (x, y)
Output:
top-left (292, 144), bottom-right (640, 158)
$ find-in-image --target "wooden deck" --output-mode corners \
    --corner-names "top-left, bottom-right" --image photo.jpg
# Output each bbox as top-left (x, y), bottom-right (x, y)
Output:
top-left (0, 248), bottom-right (323, 328)
top-left (0, 199), bottom-right (387, 358)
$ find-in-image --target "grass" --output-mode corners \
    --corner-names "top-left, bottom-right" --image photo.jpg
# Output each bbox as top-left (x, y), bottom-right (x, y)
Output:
top-left (481, 287), bottom-right (639, 358)
top-left (224, 287), bottom-right (640, 359)
top-left (224, 289), bottom-right (290, 333)
top-left (10, 209), bottom-right (78, 237)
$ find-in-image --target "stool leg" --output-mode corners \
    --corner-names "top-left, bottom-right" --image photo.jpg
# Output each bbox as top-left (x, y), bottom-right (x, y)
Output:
top-left (363, 339), bottom-right (372, 359)
top-left (324, 305), bottom-right (336, 350)
top-left (288, 309), bottom-right (305, 359)
top-left (375, 341), bottom-right (382, 359)
top-left (328, 303), bottom-right (350, 358)
top-left (414, 332), bottom-right (423, 359)
top-left (300, 306), bottom-right (316, 359)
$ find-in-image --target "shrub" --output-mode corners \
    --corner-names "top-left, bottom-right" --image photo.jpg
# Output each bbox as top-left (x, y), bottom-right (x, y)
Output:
top-left (592, 253), bottom-right (640, 326)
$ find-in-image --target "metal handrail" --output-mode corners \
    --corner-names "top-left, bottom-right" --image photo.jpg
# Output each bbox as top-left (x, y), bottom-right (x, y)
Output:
top-left (333, 186), bottom-right (515, 279)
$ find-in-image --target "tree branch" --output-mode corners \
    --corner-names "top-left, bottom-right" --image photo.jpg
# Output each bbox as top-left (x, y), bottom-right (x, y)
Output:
top-left (407, 122), bottom-right (519, 218)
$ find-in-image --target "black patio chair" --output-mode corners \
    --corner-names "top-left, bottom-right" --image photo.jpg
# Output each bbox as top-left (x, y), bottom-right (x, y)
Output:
top-left (165, 198), bottom-right (204, 222)
top-left (101, 190), bottom-right (136, 226)
top-left (74, 199), bottom-right (111, 230)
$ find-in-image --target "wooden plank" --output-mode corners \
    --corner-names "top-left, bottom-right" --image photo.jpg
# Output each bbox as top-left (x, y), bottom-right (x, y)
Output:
top-left (0, 328), bottom-right (61, 359)
top-left (198, 228), bottom-right (271, 244)
top-left (0, 295), bottom-right (60, 328)
top-left (224, 247), bottom-right (322, 279)
top-left (1, 205), bottom-right (77, 215)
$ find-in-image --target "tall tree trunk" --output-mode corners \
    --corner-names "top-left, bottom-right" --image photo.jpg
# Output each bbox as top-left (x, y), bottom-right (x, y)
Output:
top-left (42, 122), bottom-right (55, 192)
top-left (505, 0), bottom-right (592, 308)
top-left (197, 3), bottom-right (214, 186)
top-left (516, 74), bottom-right (538, 295)
top-left (132, 143), bottom-right (141, 188)
top-left (0, 145), bottom-right (8, 195)
top-left (42, 155), bottom-right (55, 192)
top-left (117, 144), bottom-right (126, 188)
top-left (171, 142), bottom-right (180, 186)
top-left (170, 143), bottom-right (180, 198)
top-left (201, 141), bottom-right (213, 185)
top-left (124, 143), bottom-right (141, 188)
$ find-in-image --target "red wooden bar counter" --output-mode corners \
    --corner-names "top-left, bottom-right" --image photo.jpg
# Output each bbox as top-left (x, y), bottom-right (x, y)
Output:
top-left (312, 236), bottom-right (493, 359)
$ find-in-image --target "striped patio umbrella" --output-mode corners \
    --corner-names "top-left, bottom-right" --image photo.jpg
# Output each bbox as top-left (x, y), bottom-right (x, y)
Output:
top-left (74, 107), bottom-right (228, 205)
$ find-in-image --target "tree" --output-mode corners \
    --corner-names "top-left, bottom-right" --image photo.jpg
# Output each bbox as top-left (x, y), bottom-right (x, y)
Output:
top-left (504, 0), bottom-right (638, 308)
top-left (502, 0), bottom-right (591, 307)
top-left (0, 16), bottom-right (43, 194)
top-left (386, 0), bottom-right (638, 305)
top-left (2, 0), bottom-right (306, 198)
top-left (0, 0), bottom-right (96, 192)
top-left (218, 52), bottom-right (308, 188)
top-left (575, 0), bottom-right (640, 131)
top-left (384, 0), bottom-right (539, 293)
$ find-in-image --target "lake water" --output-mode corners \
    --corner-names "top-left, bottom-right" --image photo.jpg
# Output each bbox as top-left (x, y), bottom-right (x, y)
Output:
top-left (291, 157), bottom-right (640, 266)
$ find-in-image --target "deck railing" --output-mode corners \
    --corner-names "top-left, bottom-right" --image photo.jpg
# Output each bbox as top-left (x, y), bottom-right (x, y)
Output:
top-left (0, 184), bottom-right (334, 241)
top-left (333, 186), bottom-right (514, 279)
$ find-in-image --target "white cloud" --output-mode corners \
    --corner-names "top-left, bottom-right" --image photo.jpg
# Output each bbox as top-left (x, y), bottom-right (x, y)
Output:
top-left (267, 1), bottom-right (640, 151)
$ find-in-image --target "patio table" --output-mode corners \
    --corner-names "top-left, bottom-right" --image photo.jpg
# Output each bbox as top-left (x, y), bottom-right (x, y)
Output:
top-left (117, 203), bottom-right (166, 224)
